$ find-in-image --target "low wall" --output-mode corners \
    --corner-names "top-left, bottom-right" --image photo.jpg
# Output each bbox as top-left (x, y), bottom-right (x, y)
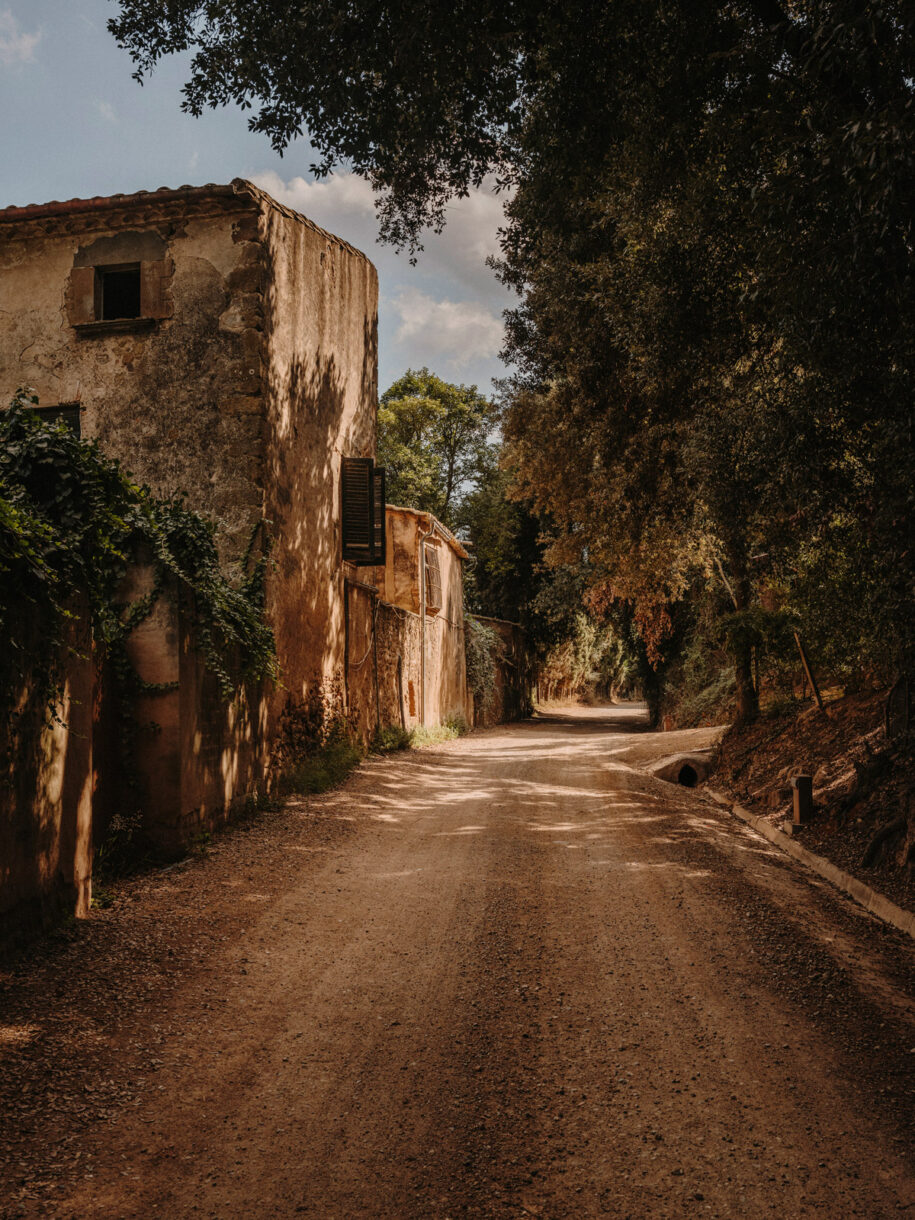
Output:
top-left (2, 569), bottom-right (276, 946)
top-left (345, 582), bottom-right (381, 740)
top-left (473, 617), bottom-right (533, 728)
top-left (93, 568), bottom-right (270, 858)
top-left (352, 598), bottom-right (470, 736)
top-left (0, 613), bottom-right (94, 952)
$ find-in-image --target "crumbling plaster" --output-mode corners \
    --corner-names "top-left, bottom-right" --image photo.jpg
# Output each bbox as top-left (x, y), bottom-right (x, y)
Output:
top-left (0, 180), bottom-right (380, 859)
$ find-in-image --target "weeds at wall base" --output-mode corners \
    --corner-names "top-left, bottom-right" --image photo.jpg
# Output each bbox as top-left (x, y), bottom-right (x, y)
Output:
top-left (409, 716), bottom-right (470, 747)
top-left (274, 739), bottom-right (365, 797)
top-left (371, 725), bottom-right (412, 753)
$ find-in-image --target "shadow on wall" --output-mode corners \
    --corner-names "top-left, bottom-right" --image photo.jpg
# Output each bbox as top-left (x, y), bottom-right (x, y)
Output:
top-left (261, 227), bottom-right (377, 739)
top-left (264, 350), bottom-right (347, 721)
top-left (0, 614), bottom-right (93, 952)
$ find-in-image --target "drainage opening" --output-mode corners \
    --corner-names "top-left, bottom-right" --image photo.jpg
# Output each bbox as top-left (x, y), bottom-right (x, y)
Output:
top-left (677, 764), bottom-right (698, 788)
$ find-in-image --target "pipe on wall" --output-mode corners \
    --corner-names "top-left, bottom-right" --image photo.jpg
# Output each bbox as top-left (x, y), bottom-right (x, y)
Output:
top-left (417, 515), bottom-right (436, 727)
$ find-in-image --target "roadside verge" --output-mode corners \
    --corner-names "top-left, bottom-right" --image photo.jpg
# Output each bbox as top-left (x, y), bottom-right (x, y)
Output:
top-left (705, 787), bottom-right (915, 942)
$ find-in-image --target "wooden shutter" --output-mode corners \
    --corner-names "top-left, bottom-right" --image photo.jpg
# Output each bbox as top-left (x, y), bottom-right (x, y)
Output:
top-left (341, 457), bottom-right (374, 564)
top-left (372, 467), bottom-right (386, 565)
top-left (140, 259), bottom-right (172, 318)
top-left (67, 267), bottom-right (96, 326)
top-left (424, 544), bottom-right (442, 611)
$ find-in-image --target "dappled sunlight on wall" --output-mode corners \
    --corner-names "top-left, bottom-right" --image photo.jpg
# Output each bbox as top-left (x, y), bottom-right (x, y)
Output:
top-left (262, 202), bottom-right (378, 739)
top-left (0, 615), bottom-right (93, 948)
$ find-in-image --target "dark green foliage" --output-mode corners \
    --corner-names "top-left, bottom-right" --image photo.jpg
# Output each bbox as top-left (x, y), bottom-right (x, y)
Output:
top-left (108, 0), bottom-right (526, 249)
top-left (275, 739), bottom-right (364, 796)
top-left (377, 369), bottom-right (497, 527)
top-left (459, 460), bottom-right (544, 627)
top-left (371, 725), bottom-right (412, 753)
top-left (111, 4), bottom-right (915, 716)
top-left (1, 390), bottom-right (277, 722)
top-left (464, 615), bottom-right (503, 715)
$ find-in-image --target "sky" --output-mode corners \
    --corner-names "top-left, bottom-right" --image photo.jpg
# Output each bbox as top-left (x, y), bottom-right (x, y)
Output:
top-left (0, 1), bottom-right (513, 394)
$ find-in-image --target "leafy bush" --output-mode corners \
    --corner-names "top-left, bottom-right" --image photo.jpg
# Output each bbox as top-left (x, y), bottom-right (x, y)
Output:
top-left (465, 615), bottom-right (503, 715)
top-left (371, 725), bottom-right (412, 753)
top-left (1, 390), bottom-right (277, 721)
top-left (411, 717), bottom-right (469, 747)
top-left (276, 739), bottom-right (364, 795)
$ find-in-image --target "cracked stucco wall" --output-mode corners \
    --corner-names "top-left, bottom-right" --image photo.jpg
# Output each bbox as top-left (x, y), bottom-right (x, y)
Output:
top-left (0, 190), bottom-right (380, 858)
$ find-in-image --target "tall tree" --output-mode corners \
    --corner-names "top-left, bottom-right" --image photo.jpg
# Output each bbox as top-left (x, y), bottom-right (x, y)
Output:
top-left (111, 2), bottom-right (915, 715)
top-left (377, 369), bottom-right (496, 527)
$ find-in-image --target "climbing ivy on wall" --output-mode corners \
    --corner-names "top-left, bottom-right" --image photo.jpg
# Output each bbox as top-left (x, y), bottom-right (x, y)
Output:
top-left (0, 389), bottom-right (277, 727)
top-left (464, 615), bottom-right (503, 717)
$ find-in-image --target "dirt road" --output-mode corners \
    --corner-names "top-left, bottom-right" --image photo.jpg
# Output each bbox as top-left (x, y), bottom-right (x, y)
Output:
top-left (3, 706), bottom-right (915, 1218)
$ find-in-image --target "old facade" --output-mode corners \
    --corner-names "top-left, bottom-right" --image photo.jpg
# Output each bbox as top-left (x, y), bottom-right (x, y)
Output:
top-left (0, 178), bottom-right (524, 945)
top-left (345, 506), bottom-right (473, 735)
top-left (0, 179), bottom-right (380, 934)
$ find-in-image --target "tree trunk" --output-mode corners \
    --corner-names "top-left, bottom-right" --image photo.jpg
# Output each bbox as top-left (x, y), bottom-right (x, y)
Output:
top-left (734, 645), bottom-right (758, 724)
top-left (730, 553), bottom-right (759, 725)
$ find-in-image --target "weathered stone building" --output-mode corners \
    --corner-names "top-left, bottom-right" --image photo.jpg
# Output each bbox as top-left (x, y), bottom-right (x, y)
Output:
top-left (0, 179), bottom-right (380, 928)
top-left (381, 506), bottom-right (472, 729)
top-left (0, 178), bottom-right (521, 945)
top-left (343, 505), bottom-right (473, 735)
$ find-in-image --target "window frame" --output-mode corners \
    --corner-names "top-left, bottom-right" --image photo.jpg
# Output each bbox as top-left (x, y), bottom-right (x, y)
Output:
top-left (424, 542), bottom-right (443, 613)
top-left (67, 257), bottom-right (172, 336)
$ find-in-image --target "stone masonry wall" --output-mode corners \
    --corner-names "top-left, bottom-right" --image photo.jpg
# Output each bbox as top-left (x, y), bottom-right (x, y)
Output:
top-left (0, 194), bottom-right (270, 559)
top-left (473, 617), bottom-right (533, 728)
top-left (0, 612), bottom-right (93, 952)
top-left (376, 603), bottom-right (423, 731)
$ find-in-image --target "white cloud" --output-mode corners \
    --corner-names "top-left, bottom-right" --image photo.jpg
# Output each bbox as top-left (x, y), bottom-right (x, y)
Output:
top-left (252, 169), bottom-right (376, 230)
top-left (390, 289), bottom-right (504, 367)
top-left (0, 9), bottom-right (40, 65)
top-left (252, 169), bottom-right (513, 387)
top-left (94, 100), bottom-right (117, 124)
top-left (251, 169), bottom-right (510, 298)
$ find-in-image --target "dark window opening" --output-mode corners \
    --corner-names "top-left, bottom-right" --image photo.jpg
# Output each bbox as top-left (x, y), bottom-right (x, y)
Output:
top-left (99, 265), bottom-right (141, 320)
top-left (678, 764), bottom-right (698, 788)
top-left (35, 403), bottom-right (82, 437)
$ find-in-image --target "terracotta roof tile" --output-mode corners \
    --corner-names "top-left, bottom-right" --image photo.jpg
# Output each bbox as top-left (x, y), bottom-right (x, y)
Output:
top-left (0, 178), bottom-right (373, 266)
top-left (0, 182), bottom-right (238, 222)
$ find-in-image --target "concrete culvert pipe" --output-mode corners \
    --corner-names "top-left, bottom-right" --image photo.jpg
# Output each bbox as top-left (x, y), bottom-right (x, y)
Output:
top-left (678, 764), bottom-right (698, 787)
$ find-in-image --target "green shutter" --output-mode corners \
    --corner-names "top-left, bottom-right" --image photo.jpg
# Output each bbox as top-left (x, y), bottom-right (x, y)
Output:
top-left (341, 456), bottom-right (374, 564)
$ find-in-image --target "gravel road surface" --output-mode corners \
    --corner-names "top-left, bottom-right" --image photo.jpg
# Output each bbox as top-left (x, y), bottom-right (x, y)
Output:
top-left (3, 705), bottom-right (915, 1218)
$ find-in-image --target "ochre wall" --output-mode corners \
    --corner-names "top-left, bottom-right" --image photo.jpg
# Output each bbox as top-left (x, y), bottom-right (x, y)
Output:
top-left (260, 203), bottom-right (378, 726)
top-left (0, 183), bottom-right (380, 878)
top-left (0, 197), bottom-right (268, 557)
top-left (377, 507), bottom-right (472, 730)
top-left (0, 615), bottom-right (93, 951)
top-left (375, 603), bottom-right (423, 731)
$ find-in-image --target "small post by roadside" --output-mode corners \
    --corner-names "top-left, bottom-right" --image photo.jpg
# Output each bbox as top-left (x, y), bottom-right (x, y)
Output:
top-left (789, 774), bottom-right (813, 830)
top-left (793, 631), bottom-right (825, 712)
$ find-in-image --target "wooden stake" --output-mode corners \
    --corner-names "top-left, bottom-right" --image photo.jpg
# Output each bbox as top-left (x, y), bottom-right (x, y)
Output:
top-left (794, 631), bottom-right (825, 711)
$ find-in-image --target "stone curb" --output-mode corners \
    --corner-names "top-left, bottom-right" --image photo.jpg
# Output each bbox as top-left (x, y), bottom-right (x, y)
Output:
top-left (705, 786), bottom-right (915, 942)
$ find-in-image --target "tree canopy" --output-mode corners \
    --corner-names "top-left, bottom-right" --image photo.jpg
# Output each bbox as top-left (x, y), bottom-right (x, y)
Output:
top-left (111, 1), bottom-right (915, 720)
top-left (376, 369), bottom-right (496, 527)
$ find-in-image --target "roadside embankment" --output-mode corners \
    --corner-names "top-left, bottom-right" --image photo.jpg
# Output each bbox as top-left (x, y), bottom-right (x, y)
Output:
top-left (710, 690), bottom-right (915, 920)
